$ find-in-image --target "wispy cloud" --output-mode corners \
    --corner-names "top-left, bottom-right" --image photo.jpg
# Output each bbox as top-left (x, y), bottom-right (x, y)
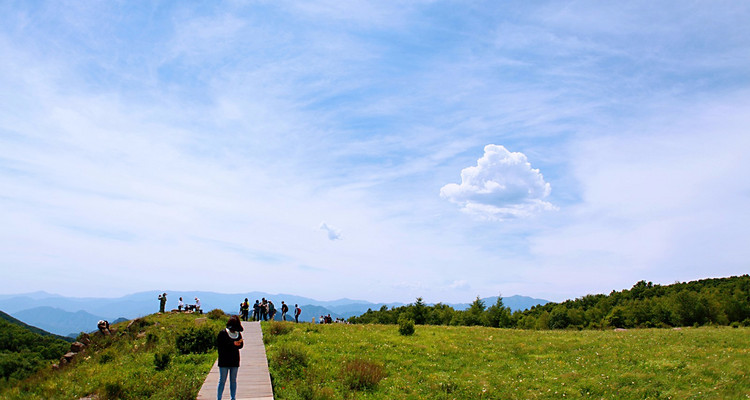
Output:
top-left (319, 222), bottom-right (342, 241)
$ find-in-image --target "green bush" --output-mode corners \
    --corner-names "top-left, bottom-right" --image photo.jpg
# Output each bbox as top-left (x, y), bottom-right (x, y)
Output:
top-left (341, 359), bottom-right (385, 391)
top-left (207, 309), bottom-right (227, 320)
top-left (175, 326), bottom-right (216, 354)
top-left (154, 352), bottom-right (171, 371)
top-left (398, 318), bottom-right (415, 336)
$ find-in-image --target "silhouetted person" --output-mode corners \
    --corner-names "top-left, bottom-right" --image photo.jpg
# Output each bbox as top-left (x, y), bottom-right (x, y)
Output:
top-left (158, 293), bottom-right (167, 313)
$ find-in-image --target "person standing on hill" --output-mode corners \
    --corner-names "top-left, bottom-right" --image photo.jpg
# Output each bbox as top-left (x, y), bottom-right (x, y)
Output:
top-left (294, 304), bottom-right (301, 323)
top-left (281, 301), bottom-right (289, 321)
top-left (253, 300), bottom-right (260, 321)
top-left (260, 298), bottom-right (268, 321)
top-left (217, 315), bottom-right (244, 400)
top-left (240, 298), bottom-right (250, 321)
top-left (158, 293), bottom-right (167, 313)
top-left (178, 297), bottom-right (184, 312)
top-left (268, 300), bottom-right (276, 321)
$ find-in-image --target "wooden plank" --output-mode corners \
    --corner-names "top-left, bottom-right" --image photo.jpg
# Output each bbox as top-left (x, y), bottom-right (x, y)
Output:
top-left (196, 321), bottom-right (274, 400)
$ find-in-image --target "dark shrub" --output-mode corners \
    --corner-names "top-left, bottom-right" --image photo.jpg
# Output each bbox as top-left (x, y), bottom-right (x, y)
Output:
top-left (145, 332), bottom-right (159, 347)
top-left (154, 352), bottom-right (171, 371)
top-left (102, 382), bottom-right (124, 399)
top-left (341, 359), bottom-right (385, 391)
top-left (98, 352), bottom-right (113, 365)
top-left (175, 326), bottom-right (216, 354)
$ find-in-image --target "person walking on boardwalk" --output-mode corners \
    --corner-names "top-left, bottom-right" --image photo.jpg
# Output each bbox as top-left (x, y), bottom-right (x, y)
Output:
top-left (281, 301), bottom-right (289, 321)
top-left (217, 315), bottom-right (244, 400)
top-left (158, 293), bottom-right (167, 313)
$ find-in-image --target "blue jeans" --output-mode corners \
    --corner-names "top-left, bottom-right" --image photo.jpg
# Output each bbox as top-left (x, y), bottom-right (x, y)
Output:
top-left (217, 366), bottom-right (238, 400)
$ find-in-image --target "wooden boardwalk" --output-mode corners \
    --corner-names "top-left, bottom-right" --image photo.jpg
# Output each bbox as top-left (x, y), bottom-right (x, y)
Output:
top-left (196, 321), bottom-right (274, 400)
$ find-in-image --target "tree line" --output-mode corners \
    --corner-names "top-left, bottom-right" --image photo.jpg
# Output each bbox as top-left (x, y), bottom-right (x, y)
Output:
top-left (349, 275), bottom-right (750, 330)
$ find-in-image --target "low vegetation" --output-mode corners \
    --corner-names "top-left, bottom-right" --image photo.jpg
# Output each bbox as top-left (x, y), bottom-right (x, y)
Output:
top-left (0, 311), bottom-right (228, 399)
top-left (351, 275), bottom-right (750, 330)
top-left (265, 322), bottom-right (750, 399)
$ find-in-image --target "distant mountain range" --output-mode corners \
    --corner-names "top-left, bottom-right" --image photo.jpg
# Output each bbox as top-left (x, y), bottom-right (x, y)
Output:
top-left (0, 291), bottom-right (548, 337)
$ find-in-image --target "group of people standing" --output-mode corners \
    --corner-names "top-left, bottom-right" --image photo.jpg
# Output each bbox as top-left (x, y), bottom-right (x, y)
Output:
top-left (239, 298), bottom-right (302, 323)
top-left (157, 293), bottom-right (201, 313)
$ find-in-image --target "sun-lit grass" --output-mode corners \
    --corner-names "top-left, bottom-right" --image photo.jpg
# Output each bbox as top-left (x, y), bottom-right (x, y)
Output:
top-left (0, 312), bottom-right (225, 400)
top-left (264, 323), bottom-right (750, 399)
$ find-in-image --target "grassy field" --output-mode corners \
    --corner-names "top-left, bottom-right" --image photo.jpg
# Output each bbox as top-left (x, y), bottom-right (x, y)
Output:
top-left (0, 312), bottom-right (224, 400)
top-left (264, 323), bottom-right (750, 399)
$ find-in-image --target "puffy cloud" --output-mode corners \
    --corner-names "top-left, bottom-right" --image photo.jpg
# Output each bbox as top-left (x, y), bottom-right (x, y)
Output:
top-left (319, 222), bottom-right (342, 241)
top-left (440, 145), bottom-right (555, 220)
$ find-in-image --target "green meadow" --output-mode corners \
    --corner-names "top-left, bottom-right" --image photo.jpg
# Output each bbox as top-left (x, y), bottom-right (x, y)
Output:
top-left (2, 313), bottom-right (748, 399)
top-left (265, 322), bottom-right (750, 399)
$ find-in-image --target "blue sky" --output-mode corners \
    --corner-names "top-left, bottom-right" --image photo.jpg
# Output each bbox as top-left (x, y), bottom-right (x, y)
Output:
top-left (1, 1), bottom-right (749, 303)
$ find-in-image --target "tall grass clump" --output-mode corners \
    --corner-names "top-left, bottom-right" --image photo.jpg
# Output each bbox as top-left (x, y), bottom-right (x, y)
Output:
top-left (270, 344), bottom-right (308, 379)
top-left (268, 321), bottom-right (294, 336)
top-left (341, 359), bottom-right (385, 391)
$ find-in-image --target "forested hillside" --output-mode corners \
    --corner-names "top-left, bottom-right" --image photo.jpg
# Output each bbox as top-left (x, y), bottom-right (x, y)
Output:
top-left (350, 275), bottom-right (750, 330)
top-left (0, 312), bottom-right (70, 386)
top-left (0, 311), bottom-right (72, 342)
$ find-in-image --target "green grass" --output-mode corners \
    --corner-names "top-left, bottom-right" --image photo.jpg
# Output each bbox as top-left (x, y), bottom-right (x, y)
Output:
top-left (0, 312), bottom-right (226, 400)
top-left (264, 323), bottom-right (750, 399)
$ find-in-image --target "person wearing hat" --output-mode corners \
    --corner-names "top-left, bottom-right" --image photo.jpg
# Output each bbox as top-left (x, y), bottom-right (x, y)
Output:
top-left (217, 315), bottom-right (244, 400)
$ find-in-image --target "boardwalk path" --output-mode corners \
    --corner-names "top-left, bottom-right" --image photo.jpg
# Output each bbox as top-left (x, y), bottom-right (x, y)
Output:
top-left (196, 321), bottom-right (274, 400)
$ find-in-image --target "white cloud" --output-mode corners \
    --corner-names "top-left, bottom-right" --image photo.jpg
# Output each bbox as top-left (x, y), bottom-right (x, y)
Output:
top-left (319, 222), bottom-right (342, 241)
top-left (449, 280), bottom-right (469, 290)
top-left (440, 144), bottom-right (556, 220)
